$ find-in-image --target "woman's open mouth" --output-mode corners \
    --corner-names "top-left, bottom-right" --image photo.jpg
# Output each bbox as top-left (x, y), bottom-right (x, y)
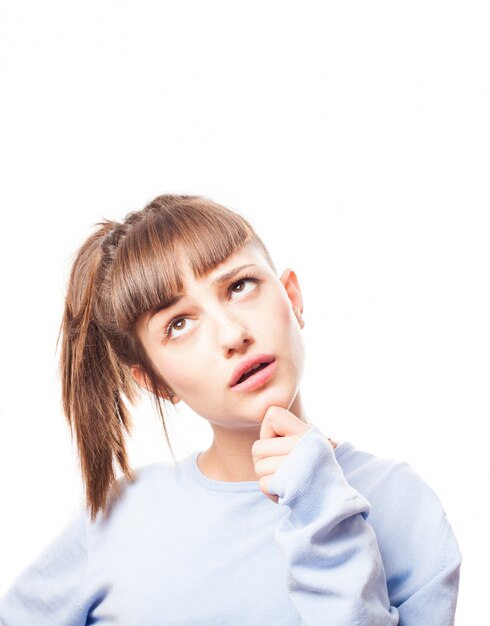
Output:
top-left (230, 360), bottom-right (277, 392)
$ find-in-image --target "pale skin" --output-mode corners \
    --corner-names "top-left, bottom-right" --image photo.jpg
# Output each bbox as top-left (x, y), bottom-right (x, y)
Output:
top-left (131, 242), bottom-right (335, 504)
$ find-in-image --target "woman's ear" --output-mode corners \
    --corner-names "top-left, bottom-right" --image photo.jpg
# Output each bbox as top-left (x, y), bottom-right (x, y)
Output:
top-left (130, 365), bottom-right (150, 391)
top-left (130, 365), bottom-right (180, 404)
top-left (279, 268), bottom-right (305, 329)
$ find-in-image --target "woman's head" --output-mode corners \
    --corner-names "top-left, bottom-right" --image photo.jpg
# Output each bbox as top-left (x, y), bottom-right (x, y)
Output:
top-left (132, 239), bottom-right (306, 434)
top-left (58, 194), bottom-right (305, 520)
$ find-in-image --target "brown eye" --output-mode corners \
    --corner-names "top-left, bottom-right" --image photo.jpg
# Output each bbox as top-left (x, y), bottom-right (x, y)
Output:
top-left (232, 280), bottom-right (247, 292)
top-left (165, 317), bottom-right (193, 341)
top-left (229, 275), bottom-right (260, 298)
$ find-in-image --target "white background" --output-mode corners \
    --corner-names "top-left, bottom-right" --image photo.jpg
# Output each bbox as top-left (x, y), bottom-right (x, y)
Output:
top-left (0, 2), bottom-right (488, 623)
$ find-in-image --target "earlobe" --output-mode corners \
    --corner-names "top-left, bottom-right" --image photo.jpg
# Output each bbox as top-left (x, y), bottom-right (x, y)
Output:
top-left (130, 365), bottom-right (181, 403)
top-left (130, 365), bottom-right (148, 391)
top-left (293, 306), bottom-right (305, 329)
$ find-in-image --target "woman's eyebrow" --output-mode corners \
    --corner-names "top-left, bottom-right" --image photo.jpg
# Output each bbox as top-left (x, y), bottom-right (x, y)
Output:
top-left (211, 263), bottom-right (257, 286)
top-left (146, 263), bottom-right (257, 330)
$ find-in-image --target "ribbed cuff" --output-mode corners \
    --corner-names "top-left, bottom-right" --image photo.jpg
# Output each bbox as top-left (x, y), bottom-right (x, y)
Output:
top-left (267, 425), bottom-right (371, 525)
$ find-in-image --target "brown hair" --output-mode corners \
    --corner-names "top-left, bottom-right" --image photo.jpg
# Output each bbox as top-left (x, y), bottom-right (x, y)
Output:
top-left (57, 194), bottom-right (277, 521)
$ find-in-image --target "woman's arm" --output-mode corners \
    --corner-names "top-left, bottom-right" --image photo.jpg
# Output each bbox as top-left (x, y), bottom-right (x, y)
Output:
top-left (0, 511), bottom-right (88, 626)
top-left (267, 425), bottom-right (461, 625)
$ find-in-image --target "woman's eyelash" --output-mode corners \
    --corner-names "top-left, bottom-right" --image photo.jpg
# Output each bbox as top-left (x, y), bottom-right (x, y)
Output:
top-left (229, 273), bottom-right (261, 293)
top-left (162, 273), bottom-right (261, 341)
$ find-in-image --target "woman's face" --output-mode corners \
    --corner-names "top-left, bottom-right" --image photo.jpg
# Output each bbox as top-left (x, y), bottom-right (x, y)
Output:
top-left (133, 243), bottom-right (306, 430)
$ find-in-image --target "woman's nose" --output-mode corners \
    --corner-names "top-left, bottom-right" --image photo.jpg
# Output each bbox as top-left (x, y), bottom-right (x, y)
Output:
top-left (215, 312), bottom-right (253, 354)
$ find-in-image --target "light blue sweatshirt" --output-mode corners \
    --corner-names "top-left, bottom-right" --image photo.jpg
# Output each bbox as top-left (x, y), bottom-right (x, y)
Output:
top-left (0, 424), bottom-right (461, 625)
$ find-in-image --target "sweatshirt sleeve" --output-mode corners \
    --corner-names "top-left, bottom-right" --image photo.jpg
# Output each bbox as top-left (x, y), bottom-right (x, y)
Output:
top-left (267, 425), bottom-right (400, 625)
top-left (0, 510), bottom-right (88, 626)
top-left (379, 460), bottom-right (462, 625)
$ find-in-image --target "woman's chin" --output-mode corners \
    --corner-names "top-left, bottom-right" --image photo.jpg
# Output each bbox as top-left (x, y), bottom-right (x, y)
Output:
top-left (254, 387), bottom-right (297, 416)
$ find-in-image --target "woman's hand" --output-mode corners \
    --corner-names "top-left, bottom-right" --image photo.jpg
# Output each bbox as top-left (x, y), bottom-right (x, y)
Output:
top-left (251, 406), bottom-right (312, 504)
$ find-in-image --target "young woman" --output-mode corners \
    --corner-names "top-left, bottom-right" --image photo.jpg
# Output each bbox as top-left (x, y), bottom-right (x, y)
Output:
top-left (0, 194), bottom-right (461, 625)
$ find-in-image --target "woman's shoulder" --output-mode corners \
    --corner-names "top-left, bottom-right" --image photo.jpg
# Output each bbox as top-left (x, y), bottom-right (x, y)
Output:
top-left (334, 440), bottom-right (450, 530)
top-left (335, 441), bottom-right (444, 511)
top-left (91, 458), bottom-right (184, 525)
top-left (334, 440), bottom-right (461, 601)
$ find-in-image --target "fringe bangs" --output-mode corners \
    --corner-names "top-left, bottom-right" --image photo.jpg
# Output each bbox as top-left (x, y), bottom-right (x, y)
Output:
top-left (111, 197), bottom-right (259, 333)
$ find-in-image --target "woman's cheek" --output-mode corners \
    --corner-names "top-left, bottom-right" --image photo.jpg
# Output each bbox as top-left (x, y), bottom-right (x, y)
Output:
top-left (267, 290), bottom-right (292, 323)
top-left (173, 369), bottom-right (199, 391)
top-left (154, 356), bottom-right (194, 394)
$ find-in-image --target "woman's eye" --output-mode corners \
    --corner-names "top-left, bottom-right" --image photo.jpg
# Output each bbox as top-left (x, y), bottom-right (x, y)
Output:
top-left (229, 276), bottom-right (260, 298)
top-left (164, 317), bottom-right (195, 341)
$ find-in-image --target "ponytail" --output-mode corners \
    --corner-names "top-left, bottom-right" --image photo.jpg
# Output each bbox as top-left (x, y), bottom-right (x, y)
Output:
top-left (57, 221), bottom-right (136, 522)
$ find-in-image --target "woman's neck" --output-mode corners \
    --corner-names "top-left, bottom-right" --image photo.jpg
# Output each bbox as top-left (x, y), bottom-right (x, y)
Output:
top-left (197, 392), bottom-right (311, 482)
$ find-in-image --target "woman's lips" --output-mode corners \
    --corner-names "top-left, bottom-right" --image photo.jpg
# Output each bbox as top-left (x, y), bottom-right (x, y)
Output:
top-left (229, 360), bottom-right (277, 392)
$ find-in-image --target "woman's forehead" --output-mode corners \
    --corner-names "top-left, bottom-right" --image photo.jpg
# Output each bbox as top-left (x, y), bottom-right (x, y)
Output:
top-left (178, 242), bottom-right (267, 284)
